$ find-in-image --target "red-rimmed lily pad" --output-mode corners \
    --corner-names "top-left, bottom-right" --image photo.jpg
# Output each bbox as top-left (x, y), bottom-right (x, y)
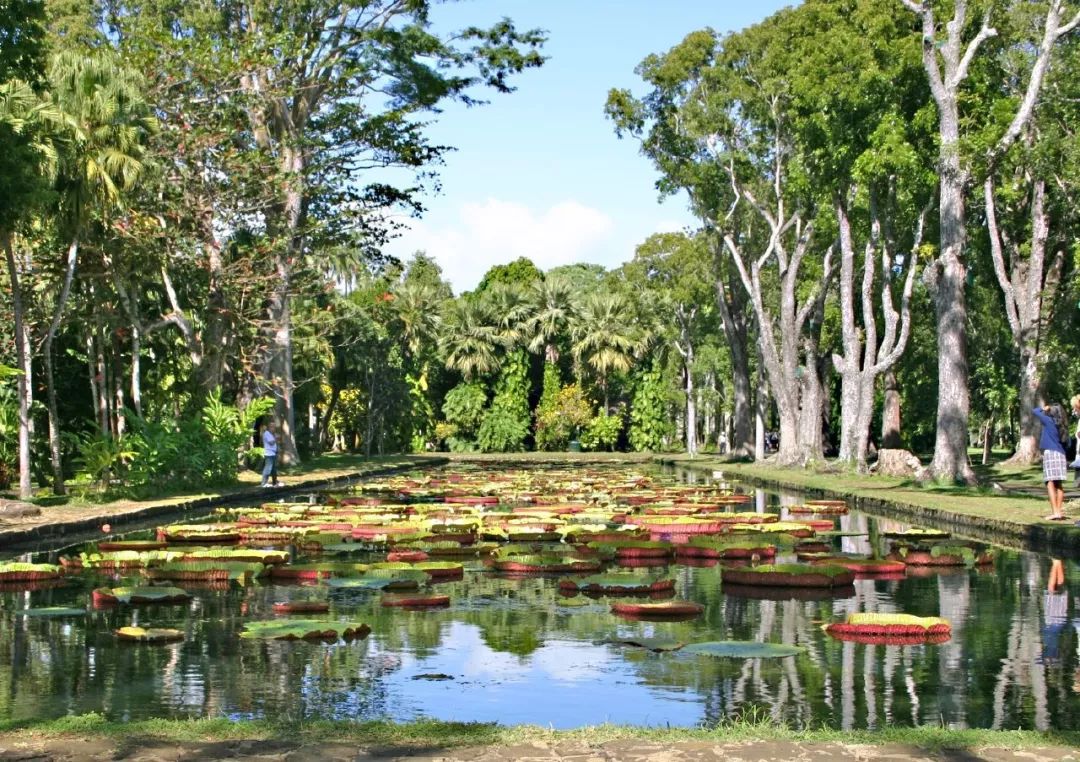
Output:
top-left (610, 600), bottom-right (704, 619)
top-left (272, 601), bottom-right (330, 614)
top-left (0, 562), bottom-right (63, 582)
top-left (381, 593), bottom-right (450, 608)
top-left (825, 613), bottom-right (951, 645)
top-left (92, 586), bottom-right (192, 606)
top-left (558, 574), bottom-right (675, 595)
top-left (240, 619), bottom-right (371, 641)
top-left (327, 568), bottom-right (428, 591)
top-left (144, 561), bottom-right (267, 582)
top-left (812, 558), bottom-right (906, 575)
top-left (682, 641), bottom-right (805, 658)
top-left (723, 564), bottom-right (855, 588)
top-left (492, 555), bottom-right (601, 574)
top-left (116, 626), bottom-right (185, 643)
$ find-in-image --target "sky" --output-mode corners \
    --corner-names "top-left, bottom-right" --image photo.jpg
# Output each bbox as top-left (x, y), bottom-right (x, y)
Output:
top-left (383, 0), bottom-right (794, 295)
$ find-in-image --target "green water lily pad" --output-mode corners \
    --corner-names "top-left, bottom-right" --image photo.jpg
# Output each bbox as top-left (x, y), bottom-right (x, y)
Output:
top-left (682, 641), bottom-right (805, 658)
top-left (16, 607), bottom-right (87, 617)
top-left (240, 619), bottom-right (371, 641)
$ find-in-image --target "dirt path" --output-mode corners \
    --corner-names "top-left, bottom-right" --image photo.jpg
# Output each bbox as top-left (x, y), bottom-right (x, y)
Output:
top-left (0, 736), bottom-right (1077, 762)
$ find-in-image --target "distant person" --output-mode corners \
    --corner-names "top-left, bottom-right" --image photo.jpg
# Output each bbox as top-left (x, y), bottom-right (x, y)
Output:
top-left (1033, 404), bottom-right (1069, 520)
top-left (718, 431), bottom-right (728, 454)
top-left (1042, 558), bottom-right (1068, 663)
top-left (261, 419), bottom-right (280, 488)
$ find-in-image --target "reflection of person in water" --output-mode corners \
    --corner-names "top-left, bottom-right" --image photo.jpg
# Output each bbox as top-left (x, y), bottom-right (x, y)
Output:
top-left (1042, 559), bottom-right (1068, 663)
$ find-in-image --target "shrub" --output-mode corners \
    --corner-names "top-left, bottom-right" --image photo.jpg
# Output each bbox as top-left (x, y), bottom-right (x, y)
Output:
top-left (535, 383), bottom-right (592, 450)
top-left (580, 411), bottom-right (623, 452)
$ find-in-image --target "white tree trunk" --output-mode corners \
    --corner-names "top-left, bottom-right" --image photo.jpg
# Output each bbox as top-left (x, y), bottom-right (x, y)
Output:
top-left (44, 238), bottom-right (79, 495)
top-left (3, 233), bottom-right (33, 499)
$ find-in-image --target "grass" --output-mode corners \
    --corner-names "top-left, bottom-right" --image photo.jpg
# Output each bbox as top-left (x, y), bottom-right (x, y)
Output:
top-left (6, 454), bottom-right (443, 512)
top-left (0, 713), bottom-right (1076, 753)
top-left (661, 454), bottom-right (1080, 541)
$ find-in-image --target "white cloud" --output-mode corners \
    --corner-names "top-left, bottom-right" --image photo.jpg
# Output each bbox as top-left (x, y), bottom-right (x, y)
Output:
top-left (387, 198), bottom-right (616, 294)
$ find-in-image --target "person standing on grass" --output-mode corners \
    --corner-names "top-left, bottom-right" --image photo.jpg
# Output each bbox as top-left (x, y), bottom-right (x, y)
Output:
top-left (261, 419), bottom-right (280, 488)
top-left (1033, 404), bottom-right (1069, 520)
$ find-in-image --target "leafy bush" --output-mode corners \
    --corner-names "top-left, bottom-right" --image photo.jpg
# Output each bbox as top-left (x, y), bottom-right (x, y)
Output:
top-left (477, 351), bottom-right (530, 452)
top-left (629, 360), bottom-right (670, 451)
top-left (81, 390), bottom-right (274, 495)
top-left (535, 383), bottom-right (592, 450)
top-left (580, 411), bottom-right (623, 452)
top-left (441, 382), bottom-right (487, 449)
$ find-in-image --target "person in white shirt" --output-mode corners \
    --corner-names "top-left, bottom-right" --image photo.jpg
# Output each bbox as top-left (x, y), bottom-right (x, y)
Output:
top-left (261, 420), bottom-right (280, 487)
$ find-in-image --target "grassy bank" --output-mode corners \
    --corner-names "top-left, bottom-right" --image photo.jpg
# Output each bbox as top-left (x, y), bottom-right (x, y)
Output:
top-left (662, 455), bottom-right (1080, 545)
top-left (1, 713), bottom-right (1076, 753)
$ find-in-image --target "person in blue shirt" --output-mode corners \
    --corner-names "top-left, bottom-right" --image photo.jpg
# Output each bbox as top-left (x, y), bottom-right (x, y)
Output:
top-left (260, 419), bottom-right (280, 488)
top-left (1033, 405), bottom-right (1068, 520)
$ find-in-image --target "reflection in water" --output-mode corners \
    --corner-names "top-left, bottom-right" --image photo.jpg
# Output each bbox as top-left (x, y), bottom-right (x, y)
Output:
top-left (0, 470), bottom-right (1078, 730)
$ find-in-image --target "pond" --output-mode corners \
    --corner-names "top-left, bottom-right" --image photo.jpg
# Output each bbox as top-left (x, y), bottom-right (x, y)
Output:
top-left (0, 462), bottom-right (1077, 731)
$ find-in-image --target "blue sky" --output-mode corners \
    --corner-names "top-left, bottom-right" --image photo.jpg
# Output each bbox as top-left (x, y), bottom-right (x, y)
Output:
top-left (385, 1), bottom-right (793, 294)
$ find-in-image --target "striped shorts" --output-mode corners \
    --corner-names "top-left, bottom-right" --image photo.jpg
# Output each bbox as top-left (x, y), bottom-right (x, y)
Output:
top-left (1043, 449), bottom-right (1067, 483)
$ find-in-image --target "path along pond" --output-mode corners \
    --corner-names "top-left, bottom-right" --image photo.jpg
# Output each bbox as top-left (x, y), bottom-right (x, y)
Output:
top-left (0, 462), bottom-right (1077, 731)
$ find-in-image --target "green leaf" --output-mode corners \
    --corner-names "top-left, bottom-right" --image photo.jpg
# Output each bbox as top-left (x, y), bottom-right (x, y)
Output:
top-left (240, 619), bottom-right (370, 641)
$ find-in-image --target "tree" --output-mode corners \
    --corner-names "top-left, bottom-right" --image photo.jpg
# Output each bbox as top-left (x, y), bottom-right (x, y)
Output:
top-left (40, 50), bottom-right (152, 493)
top-left (569, 290), bottom-right (640, 412)
top-left (441, 297), bottom-right (502, 381)
top-left (625, 231), bottom-right (716, 457)
top-left (900, 0), bottom-right (1080, 482)
top-left (0, 0), bottom-right (48, 498)
top-left (157, 0), bottom-right (543, 463)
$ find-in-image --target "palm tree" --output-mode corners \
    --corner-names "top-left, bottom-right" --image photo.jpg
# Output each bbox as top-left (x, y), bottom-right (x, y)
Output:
top-left (484, 281), bottom-right (532, 349)
top-left (570, 291), bottom-right (641, 412)
top-left (441, 297), bottom-right (502, 381)
top-left (526, 274), bottom-right (573, 364)
top-left (42, 50), bottom-right (153, 492)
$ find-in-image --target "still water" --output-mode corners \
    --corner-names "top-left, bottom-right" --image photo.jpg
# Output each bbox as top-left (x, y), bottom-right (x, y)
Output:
top-left (0, 466), bottom-right (1077, 731)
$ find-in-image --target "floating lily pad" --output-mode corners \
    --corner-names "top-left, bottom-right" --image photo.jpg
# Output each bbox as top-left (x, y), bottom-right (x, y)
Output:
top-left (240, 619), bottom-right (371, 641)
top-left (116, 626), bottom-right (185, 643)
top-left (682, 641), bottom-right (805, 658)
top-left (16, 607), bottom-right (86, 617)
top-left (92, 586), bottom-right (192, 606)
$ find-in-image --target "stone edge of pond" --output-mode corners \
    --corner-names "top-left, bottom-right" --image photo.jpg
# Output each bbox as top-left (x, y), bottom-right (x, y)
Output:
top-left (659, 457), bottom-right (1080, 556)
top-left (0, 456), bottom-right (450, 552)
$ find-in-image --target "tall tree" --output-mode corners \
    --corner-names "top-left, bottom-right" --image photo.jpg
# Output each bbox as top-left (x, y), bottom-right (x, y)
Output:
top-left (900, 0), bottom-right (1080, 482)
top-left (569, 290), bottom-right (640, 412)
top-left (0, 0), bottom-right (48, 498)
top-left (128, 0), bottom-right (544, 463)
top-left (40, 50), bottom-right (152, 493)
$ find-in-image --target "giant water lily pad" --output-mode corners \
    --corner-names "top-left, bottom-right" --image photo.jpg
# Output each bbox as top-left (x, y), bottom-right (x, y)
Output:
top-left (682, 641), bottom-right (805, 658)
top-left (327, 568), bottom-right (428, 590)
top-left (116, 626), bottom-right (185, 643)
top-left (0, 562), bottom-right (63, 581)
top-left (92, 586), bottom-right (191, 605)
top-left (240, 619), bottom-right (371, 641)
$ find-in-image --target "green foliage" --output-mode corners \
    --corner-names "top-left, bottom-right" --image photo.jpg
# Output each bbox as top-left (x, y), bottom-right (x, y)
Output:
top-left (76, 432), bottom-right (137, 488)
top-left (629, 360), bottom-right (670, 452)
top-left (477, 350), bottom-right (530, 452)
top-left (78, 391), bottom-right (274, 495)
top-left (534, 383), bottom-right (592, 451)
top-left (580, 411), bottom-right (623, 452)
top-left (0, 382), bottom-right (17, 489)
top-left (441, 382), bottom-right (487, 451)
